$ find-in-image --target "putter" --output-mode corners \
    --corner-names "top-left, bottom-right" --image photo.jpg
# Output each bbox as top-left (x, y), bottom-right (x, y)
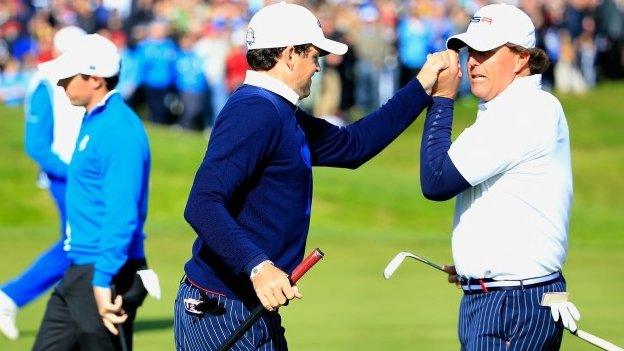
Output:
top-left (383, 251), bottom-right (446, 279)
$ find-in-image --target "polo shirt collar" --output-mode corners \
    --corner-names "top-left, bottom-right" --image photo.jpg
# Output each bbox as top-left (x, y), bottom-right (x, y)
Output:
top-left (86, 89), bottom-right (119, 117)
top-left (243, 70), bottom-right (300, 105)
top-left (479, 74), bottom-right (542, 111)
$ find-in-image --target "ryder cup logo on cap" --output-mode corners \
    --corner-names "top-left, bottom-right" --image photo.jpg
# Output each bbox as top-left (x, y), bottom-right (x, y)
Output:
top-left (246, 1), bottom-right (347, 56)
top-left (446, 3), bottom-right (535, 52)
top-left (38, 34), bottom-right (120, 81)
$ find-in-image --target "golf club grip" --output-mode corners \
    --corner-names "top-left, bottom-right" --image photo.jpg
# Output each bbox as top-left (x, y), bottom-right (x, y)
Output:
top-left (110, 285), bottom-right (129, 351)
top-left (290, 248), bottom-right (324, 283)
top-left (575, 330), bottom-right (624, 351)
top-left (217, 248), bottom-right (325, 351)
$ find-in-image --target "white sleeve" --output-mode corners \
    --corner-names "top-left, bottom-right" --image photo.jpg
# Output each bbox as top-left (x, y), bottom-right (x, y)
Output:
top-left (448, 107), bottom-right (556, 186)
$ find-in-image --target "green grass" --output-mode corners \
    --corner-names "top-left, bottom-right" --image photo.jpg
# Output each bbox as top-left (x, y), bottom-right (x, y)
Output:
top-left (1, 83), bottom-right (623, 350)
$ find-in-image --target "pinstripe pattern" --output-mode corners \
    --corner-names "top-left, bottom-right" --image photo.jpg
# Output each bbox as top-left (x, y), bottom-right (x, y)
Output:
top-left (458, 278), bottom-right (565, 351)
top-left (174, 282), bottom-right (288, 351)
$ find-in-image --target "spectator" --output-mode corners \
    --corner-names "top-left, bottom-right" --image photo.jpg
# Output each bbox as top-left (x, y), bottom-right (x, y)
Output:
top-left (0, 57), bottom-right (30, 106)
top-left (174, 31), bottom-right (211, 131)
top-left (224, 28), bottom-right (248, 94)
top-left (135, 19), bottom-right (177, 125)
top-left (397, 1), bottom-right (432, 88)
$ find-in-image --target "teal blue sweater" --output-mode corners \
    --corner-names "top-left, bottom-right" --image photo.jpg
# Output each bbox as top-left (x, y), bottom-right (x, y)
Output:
top-left (66, 92), bottom-right (150, 287)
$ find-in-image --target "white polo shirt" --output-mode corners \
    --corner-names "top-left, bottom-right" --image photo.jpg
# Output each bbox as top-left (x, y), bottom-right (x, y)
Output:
top-left (448, 74), bottom-right (572, 280)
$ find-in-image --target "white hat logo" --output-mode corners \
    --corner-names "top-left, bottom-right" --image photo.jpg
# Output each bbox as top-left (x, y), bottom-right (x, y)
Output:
top-left (246, 28), bottom-right (255, 47)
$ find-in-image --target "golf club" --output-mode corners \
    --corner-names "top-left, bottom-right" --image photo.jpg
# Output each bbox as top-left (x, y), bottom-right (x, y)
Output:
top-left (383, 251), bottom-right (446, 279)
top-left (387, 252), bottom-right (624, 351)
top-left (217, 248), bottom-right (325, 351)
top-left (572, 330), bottom-right (623, 351)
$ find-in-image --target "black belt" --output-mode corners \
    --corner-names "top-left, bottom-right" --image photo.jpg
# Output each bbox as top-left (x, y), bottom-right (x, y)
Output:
top-left (460, 271), bottom-right (562, 295)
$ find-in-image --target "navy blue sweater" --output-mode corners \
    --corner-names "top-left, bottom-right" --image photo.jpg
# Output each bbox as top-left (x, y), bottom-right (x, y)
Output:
top-left (184, 79), bottom-right (432, 301)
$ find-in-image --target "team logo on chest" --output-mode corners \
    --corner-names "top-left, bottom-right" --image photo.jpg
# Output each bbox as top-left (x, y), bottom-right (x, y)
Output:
top-left (300, 143), bottom-right (312, 169)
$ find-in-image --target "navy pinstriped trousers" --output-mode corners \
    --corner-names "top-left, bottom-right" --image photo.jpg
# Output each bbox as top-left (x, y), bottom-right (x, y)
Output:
top-left (459, 278), bottom-right (566, 351)
top-left (174, 282), bottom-right (288, 351)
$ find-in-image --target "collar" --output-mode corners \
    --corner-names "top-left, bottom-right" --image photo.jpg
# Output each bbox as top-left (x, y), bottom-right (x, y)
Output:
top-left (479, 75), bottom-right (542, 111)
top-left (86, 89), bottom-right (119, 117)
top-left (243, 70), bottom-right (300, 105)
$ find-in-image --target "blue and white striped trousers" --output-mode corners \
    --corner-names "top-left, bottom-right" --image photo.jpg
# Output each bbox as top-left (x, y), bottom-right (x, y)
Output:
top-left (174, 281), bottom-right (288, 351)
top-left (459, 278), bottom-right (566, 351)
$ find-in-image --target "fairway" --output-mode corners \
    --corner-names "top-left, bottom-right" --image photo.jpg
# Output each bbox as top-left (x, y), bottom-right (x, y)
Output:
top-left (1, 83), bottom-right (623, 350)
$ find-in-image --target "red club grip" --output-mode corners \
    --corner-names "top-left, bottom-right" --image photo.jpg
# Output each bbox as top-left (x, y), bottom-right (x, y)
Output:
top-left (289, 248), bottom-right (324, 284)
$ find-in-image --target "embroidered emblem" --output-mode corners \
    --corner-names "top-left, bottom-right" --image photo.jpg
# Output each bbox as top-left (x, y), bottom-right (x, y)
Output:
top-left (78, 135), bottom-right (90, 151)
top-left (183, 298), bottom-right (204, 315)
top-left (246, 28), bottom-right (255, 47)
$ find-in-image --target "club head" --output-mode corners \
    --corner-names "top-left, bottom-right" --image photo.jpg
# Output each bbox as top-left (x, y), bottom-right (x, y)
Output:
top-left (383, 251), bottom-right (446, 279)
top-left (383, 252), bottom-right (415, 279)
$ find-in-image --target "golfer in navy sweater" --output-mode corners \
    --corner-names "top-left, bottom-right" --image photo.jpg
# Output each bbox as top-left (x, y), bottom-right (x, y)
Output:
top-left (175, 2), bottom-right (452, 350)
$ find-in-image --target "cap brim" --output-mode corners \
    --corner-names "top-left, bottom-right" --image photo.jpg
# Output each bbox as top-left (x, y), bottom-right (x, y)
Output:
top-left (446, 31), bottom-right (507, 52)
top-left (37, 55), bottom-right (80, 81)
top-left (313, 37), bottom-right (348, 56)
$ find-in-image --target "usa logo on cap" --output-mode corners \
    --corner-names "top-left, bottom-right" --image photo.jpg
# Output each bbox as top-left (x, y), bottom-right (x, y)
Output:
top-left (471, 16), bottom-right (493, 24)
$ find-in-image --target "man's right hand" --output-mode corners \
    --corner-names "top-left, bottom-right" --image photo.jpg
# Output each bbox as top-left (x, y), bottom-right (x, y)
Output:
top-left (93, 286), bottom-right (128, 335)
top-left (417, 50), bottom-right (453, 94)
top-left (443, 265), bottom-right (461, 287)
top-left (251, 262), bottom-right (302, 311)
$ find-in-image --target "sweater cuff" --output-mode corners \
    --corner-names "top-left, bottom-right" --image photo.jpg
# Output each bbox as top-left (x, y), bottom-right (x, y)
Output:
top-left (406, 78), bottom-right (434, 107)
top-left (242, 253), bottom-right (271, 277)
top-left (431, 96), bottom-right (454, 107)
top-left (92, 270), bottom-right (113, 288)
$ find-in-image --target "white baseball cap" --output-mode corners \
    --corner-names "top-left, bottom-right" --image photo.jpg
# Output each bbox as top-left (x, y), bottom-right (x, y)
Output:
top-left (39, 34), bottom-right (120, 81)
top-left (446, 4), bottom-right (535, 52)
top-left (53, 26), bottom-right (86, 54)
top-left (246, 1), bottom-right (347, 56)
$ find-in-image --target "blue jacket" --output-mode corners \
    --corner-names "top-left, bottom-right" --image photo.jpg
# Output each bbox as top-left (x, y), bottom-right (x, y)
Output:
top-left (184, 79), bottom-right (431, 301)
top-left (24, 80), bottom-right (67, 179)
top-left (66, 92), bottom-right (150, 287)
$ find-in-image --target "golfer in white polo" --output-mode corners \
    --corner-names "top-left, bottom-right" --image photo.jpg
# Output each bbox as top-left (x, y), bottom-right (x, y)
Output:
top-left (419, 4), bottom-right (580, 350)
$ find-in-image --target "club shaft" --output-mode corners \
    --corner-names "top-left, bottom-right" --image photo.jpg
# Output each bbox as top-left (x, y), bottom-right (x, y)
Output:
top-left (217, 248), bottom-right (324, 351)
top-left (410, 255), bottom-right (446, 272)
top-left (575, 330), bottom-right (624, 351)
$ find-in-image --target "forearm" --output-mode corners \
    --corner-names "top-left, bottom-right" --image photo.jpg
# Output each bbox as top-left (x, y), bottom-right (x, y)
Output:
top-left (24, 105), bottom-right (68, 178)
top-left (25, 145), bottom-right (68, 178)
top-left (307, 79), bottom-right (433, 168)
top-left (94, 205), bottom-right (138, 286)
top-left (184, 178), bottom-right (268, 276)
top-left (420, 97), bottom-right (470, 201)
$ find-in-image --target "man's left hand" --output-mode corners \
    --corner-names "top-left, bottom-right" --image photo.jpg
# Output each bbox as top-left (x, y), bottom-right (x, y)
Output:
top-left (550, 299), bottom-right (581, 332)
top-left (93, 286), bottom-right (128, 335)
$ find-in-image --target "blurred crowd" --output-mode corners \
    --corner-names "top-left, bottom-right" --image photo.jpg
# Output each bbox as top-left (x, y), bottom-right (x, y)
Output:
top-left (1, 0), bottom-right (623, 129)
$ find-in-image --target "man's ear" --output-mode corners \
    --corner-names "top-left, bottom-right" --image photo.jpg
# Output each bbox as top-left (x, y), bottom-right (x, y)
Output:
top-left (89, 76), bottom-right (106, 90)
top-left (514, 50), bottom-right (530, 75)
top-left (284, 46), bottom-right (295, 70)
